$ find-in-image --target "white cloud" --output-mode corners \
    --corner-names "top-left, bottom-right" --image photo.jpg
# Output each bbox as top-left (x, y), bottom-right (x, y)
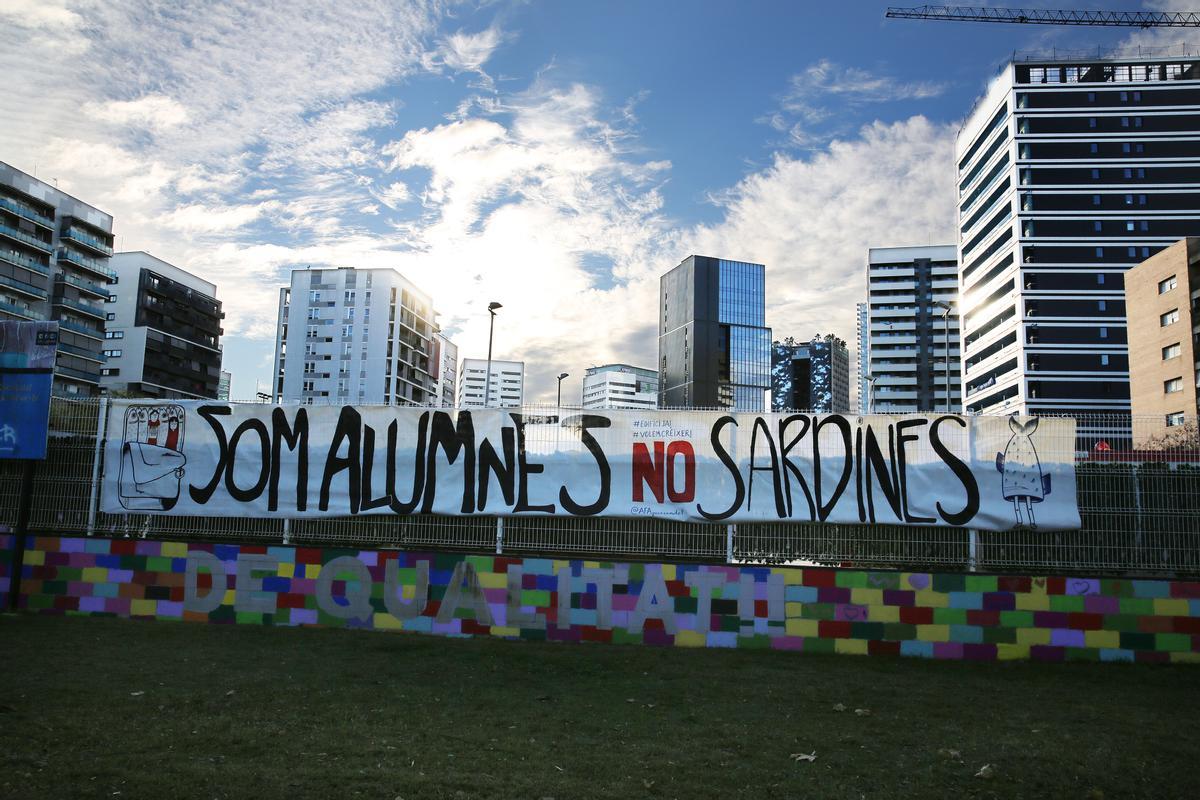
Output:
top-left (690, 117), bottom-right (958, 375)
top-left (434, 26), bottom-right (507, 74)
top-left (86, 95), bottom-right (189, 132)
top-left (163, 201), bottom-right (280, 234)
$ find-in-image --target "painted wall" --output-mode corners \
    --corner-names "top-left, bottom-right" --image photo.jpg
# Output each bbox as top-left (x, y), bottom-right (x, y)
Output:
top-left (10, 535), bottom-right (1200, 663)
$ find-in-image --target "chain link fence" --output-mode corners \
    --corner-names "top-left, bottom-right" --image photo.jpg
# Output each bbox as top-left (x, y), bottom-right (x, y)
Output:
top-left (2, 398), bottom-right (1198, 577)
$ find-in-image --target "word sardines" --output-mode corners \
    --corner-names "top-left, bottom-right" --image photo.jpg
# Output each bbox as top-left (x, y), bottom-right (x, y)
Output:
top-left (101, 401), bottom-right (1081, 532)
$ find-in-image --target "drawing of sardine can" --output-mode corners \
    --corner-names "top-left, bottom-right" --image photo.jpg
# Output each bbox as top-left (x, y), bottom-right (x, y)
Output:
top-left (117, 404), bottom-right (187, 511)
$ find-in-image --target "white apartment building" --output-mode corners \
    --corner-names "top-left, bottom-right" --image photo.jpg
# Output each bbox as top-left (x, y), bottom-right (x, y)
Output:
top-left (581, 364), bottom-right (658, 409)
top-left (866, 245), bottom-right (961, 414)
top-left (457, 358), bottom-right (524, 408)
top-left (432, 332), bottom-right (458, 407)
top-left (856, 302), bottom-right (869, 414)
top-left (956, 53), bottom-right (1200, 429)
top-left (273, 267), bottom-right (440, 405)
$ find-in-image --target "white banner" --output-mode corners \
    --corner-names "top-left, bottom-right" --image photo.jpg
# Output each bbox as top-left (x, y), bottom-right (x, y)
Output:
top-left (100, 401), bottom-right (1081, 531)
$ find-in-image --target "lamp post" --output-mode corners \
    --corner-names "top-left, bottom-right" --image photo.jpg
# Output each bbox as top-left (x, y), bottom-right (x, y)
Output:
top-left (556, 372), bottom-right (569, 408)
top-left (933, 300), bottom-right (954, 413)
top-left (484, 302), bottom-right (502, 408)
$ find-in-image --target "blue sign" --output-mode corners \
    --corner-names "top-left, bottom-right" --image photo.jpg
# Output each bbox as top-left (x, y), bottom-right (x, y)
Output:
top-left (0, 321), bottom-right (58, 461)
top-left (0, 371), bottom-right (53, 459)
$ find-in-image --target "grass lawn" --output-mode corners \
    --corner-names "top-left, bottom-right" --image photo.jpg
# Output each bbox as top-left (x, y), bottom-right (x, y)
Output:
top-left (2, 614), bottom-right (1198, 799)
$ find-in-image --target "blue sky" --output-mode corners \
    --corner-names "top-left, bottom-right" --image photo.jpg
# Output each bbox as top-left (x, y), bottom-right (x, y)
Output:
top-left (0, 0), bottom-right (1183, 401)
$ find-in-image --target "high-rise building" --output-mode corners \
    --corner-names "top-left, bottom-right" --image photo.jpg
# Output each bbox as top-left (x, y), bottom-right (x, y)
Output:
top-left (658, 255), bottom-right (770, 411)
top-left (770, 335), bottom-right (851, 412)
top-left (217, 371), bottom-right (231, 401)
top-left (0, 161), bottom-right (116, 397)
top-left (432, 332), bottom-right (458, 408)
top-left (273, 267), bottom-right (439, 405)
top-left (457, 358), bottom-right (524, 408)
top-left (856, 302), bottom-right (870, 414)
top-left (956, 54), bottom-right (1200, 427)
top-left (866, 245), bottom-right (961, 413)
top-left (101, 252), bottom-right (223, 399)
top-left (1123, 238), bottom-right (1199, 445)
top-left (581, 364), bottom-right (658, 409)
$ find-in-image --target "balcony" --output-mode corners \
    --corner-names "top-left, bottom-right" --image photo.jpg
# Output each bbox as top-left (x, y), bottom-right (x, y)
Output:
top-left (0, 196), bottom-right (53, 230)
top-left (56, 318), bottom-right (102, 340)
top-left (54, 363), bottom-right (101, 384)
top-left (0, 222), bottom-right (53, 254)
top-left (56, 273), bottom-right (110, 300)
top-left (0, 249), bottom-right (50, 275)
top-left (0, 298), bottom-right (37, 320)
top-left (0, 273), bottom-right (48, 300)
top-left (60, 227), bottom-right (113, 257)
top-left (57, 248), bottom-right (116, 281)
top-left (57, 341), bottom-right (103, 362)
top-left (54, 295), bottom-right (105, 319)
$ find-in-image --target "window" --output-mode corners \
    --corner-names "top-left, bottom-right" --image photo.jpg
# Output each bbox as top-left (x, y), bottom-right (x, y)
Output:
top-left (1134, 117), bottom-right (1142, 128)
top-left (309, 290), bottom-right (321, 303)
top-left (106, 294), bottom-right (117, 303)
top-left (1159, 275), bottom-right (1177, 294)
top-left (1098, 300), bottom-right (1106, 311)
top-left (1123, 143), bottom-right (1131, 153)
top-left (1167, 412), bottom-right (1186, 427)
top-left (342, 324), bottom-right (353, 338)
top-left (1121, 116), bottom-right (1130, 128)
top-left (1100, 354), bottom-right (1109, 366)
top-left (104, 331), bottom-right (122, 339)
top-left (1099, 327), bottom-right (1108, 339)
top-left (1165, 378), bottom-right (1183, 394)
top-left (307, 307), bottom-right (319, 320)
top-left (100, 368), bottom-right (119, 377)
top-left (1090, 143), bottom-right (1098, 154)
top-left (1091, 168), bottom-right (1100, 179)
top-left (102, 349), bottom-right (122, 357)
top-left (345, 290), bottom-right (355, 304)
top-left (1124, 168), bottom-right (1132, 179)
top-left (1092, 194), bottom-right (1101, 206)
top-left (1094, 221), bottom-right (1103, 232)
top-left (1095, 247), bottom-right (1104, 258)
top-left (1160, 309), bottom-right (1179, 327)
top-left (1089, 117), bottom-right (1097, 128)
top-left (1162, 343), bottom-right (1181, 360)
top-left (105, 312), bottom-right (115, 321)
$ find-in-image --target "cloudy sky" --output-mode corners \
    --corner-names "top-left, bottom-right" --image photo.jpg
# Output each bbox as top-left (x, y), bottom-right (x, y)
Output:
top-left (0, 0), bottom-right (1187, 401)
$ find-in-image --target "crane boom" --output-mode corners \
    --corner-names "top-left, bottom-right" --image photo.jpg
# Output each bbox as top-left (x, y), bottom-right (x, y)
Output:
top-left (885, 5), bottom-right (1200, 27)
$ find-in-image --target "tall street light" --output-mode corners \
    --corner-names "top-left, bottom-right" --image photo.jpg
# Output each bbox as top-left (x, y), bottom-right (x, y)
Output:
top-left (933, 300), bottom-right (955, 414)
top-left (484, 302), bottom-right (502, 408)
top-left (556, 372), bottom-right (569, 408)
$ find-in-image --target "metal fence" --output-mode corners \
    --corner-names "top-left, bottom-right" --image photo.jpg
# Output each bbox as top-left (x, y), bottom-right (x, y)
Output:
top-left (2, 398), bottom-right (1199, 577)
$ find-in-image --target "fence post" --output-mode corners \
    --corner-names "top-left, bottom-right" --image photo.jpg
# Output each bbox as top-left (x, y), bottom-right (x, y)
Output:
top-left (8, 460), bottom-right (36, 611)
top-left (968, 528), bottom-right (979, 572)
top-left (85, 396), bottom-right (108, 536)
top-left (726, 523), bottom-right (735, 564)
top-left (495, 516), bottom-right (504, 555)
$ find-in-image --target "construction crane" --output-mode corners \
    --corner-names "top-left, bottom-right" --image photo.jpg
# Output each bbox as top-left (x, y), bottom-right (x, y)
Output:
top-left (885, 6), bottom-right (1200, 27)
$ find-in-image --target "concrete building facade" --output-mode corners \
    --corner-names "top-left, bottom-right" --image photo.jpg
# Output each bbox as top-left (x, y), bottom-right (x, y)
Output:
top-left (432, 332), bottom-right (458, 407)
top-left (0, 161), bottom-right (116, 397)
top-left (857, 302), bottom-right (870, 414)
top-left (581, 364), bottom-right (658, 410)
top-left (101, 252), bottom-right (223, 399)
top-left (273, 267), bottom-right (439, 405)
top-left (866, 245), bottom-right (961, 413)
top-left (457, 358), bottom-right (524, 408)
top-left (658, 255), bottom-right (770, 411)
top-left (955, 54), bottom-right (1200, 431)
top-left (1124, 238), bottom-right (1200, 445)
top-left (770, 335), bottom-right (851, 412)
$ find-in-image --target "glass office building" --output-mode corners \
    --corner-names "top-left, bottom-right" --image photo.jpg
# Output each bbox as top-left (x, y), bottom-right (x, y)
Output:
top-left (658, 255), bottom-right (771, 411)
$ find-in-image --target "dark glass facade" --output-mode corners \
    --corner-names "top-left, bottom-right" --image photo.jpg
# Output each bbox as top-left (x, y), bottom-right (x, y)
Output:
top-left (659, 255), bottom-right (770, 410)
top-left (771, 336), bottom-right (851, 412)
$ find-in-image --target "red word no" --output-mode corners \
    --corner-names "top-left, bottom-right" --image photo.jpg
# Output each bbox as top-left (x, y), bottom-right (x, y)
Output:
top-left (632, 440), bottom-right (696, 503)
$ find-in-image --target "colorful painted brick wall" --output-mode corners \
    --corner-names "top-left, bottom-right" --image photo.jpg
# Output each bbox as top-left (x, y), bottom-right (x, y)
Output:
top-left (9, 535), bottom-right (1200, 663)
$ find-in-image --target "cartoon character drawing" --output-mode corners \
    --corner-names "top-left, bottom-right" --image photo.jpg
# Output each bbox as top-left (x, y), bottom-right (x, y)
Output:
top-left (117, 404), bottom-right (187, 511)
top-left (996, 416), bottom-right (1051, 529)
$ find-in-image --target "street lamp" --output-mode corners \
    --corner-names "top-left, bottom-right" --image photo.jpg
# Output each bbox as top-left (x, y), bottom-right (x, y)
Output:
top-left (484, 302), bottom-right (502, 408)
top-left (556, 372), bottom-right (569, 408)
top-left (933, 300), bottom-right (955, 413)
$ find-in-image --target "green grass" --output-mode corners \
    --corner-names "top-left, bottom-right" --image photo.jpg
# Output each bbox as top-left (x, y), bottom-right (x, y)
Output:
top-left (2, 614), bottom-right (1198, 799)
